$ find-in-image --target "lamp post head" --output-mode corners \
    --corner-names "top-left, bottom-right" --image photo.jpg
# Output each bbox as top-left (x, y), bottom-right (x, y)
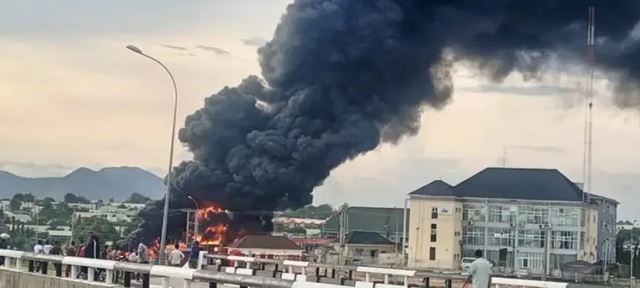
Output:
top-left (126, 45), bottom-right (143, 54)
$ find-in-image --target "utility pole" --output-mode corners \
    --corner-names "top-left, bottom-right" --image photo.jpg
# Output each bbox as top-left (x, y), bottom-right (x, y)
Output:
top-left (631, 243), bottom-right (636, 288)
top-left (402, 198), bottom-right (408, 266)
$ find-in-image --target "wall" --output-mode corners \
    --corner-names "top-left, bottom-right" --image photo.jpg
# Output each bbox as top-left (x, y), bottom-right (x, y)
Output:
top-left (407, 197), bottom-right (461, 270)
top-left (0, 268), bottom-right (111, 288)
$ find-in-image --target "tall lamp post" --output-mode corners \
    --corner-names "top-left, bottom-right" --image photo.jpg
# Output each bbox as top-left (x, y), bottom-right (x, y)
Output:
top-left (126, 45), bottom-right (178, 265)
top-left (187, 195), bottom-right (199, 243)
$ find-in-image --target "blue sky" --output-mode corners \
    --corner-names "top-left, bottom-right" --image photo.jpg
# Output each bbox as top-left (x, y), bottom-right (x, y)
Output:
top-left (1, 0), bottom-right (640, 219)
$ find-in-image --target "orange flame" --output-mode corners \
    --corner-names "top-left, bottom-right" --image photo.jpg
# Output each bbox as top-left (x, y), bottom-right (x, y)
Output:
top-left (196, 204), bottom-right (225, 220)
top-left (195, 223), bottom-right (228, 246)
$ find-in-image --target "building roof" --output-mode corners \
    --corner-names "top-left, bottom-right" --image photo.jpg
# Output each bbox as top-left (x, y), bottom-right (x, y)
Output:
top-left (589, 193), bottom-right (620, 205)
top-left (409, 180), bottom-right (453, 196)
top-left (228, 235), bottom-right (303, 250)
top-left (323, 207), bottom-right (407, 236)
top-left (409, 167), bottom-right (584, 202)
top-left (345, 231), bottom-right (394, 245)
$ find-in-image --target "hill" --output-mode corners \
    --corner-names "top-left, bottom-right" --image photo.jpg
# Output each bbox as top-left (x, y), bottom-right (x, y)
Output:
top-left (0, 167), bottom-right (165, 201)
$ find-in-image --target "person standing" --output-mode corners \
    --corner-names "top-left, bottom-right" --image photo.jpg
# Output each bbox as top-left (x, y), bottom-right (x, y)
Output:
top-left (169, 246), bottom-right (185, 267)
top-left (64, 241), bottom-right (77, 277)
top-left (0, 234), bottom-right (8, 266)
top-left (33, 240), bottom-right (43, 271)
top-left (43, 240), bottom-right (53, 255)
top-left (189, 241), bottom-right (201, 269)
top-left (51, 241), bottom-right (62, 255)
top-left (463, 250), bottom-right (493, 288)
top-left (137, 240), bottom-right (149, 264)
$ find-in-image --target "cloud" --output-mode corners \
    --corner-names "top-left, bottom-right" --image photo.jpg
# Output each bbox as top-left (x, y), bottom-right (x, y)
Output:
top-left (460, 84), bottom-right (579, 97)
top-left (505, 145), bottom-right (567, 153)
top-left (196, 45), bottom-right (230, 55)
top-left (0, 161), bottom-right (76, 177)
top-left (160, 44), bottom-right (188, 51)
top-left (241, 37), bottom-right (268, 47)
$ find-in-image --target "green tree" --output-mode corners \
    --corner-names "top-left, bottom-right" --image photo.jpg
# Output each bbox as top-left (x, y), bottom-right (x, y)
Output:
top-left (63, 193), bottom-right (90, 204)
top-left (73, 216), bottom-right (120, 244)
top-left (125, 192), bottom-right (151, 204)
top-left (282, 204), bottom-right (334, 219)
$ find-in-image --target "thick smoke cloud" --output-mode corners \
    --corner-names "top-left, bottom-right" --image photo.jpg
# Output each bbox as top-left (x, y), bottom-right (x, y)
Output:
top-left (133, 0), bottom-right (640, 241)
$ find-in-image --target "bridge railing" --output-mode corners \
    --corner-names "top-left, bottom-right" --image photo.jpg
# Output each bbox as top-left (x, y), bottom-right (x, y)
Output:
top-left (203, 253), bottom-right (570, 288)
top-left (0, 249), bottom-right (345, 288)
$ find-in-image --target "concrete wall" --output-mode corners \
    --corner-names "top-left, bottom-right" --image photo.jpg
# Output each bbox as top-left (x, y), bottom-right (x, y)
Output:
top-left (0, 268), bottom-right (112, 288)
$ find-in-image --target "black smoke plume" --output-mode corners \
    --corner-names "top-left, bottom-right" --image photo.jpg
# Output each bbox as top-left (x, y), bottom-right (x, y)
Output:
top-left (131, 0), bottom-right (640, 243)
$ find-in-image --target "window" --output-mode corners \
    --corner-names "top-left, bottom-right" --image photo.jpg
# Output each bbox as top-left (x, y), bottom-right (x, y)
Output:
top-left (489, 228), bottom-right (512, 247)
top-left (432, 207), bottom-right (438, 219)
top-left (463, 204), bottom-right (486, 222)
top-left (552, 231), bottom-right (578, 250)
top-left (489, 206), bottom-right (513, 223)
top-left (455, 208), bottom-right (462, 213)
top-left (463, 226), bottom-right (485, 245)
top-left (519, 206), bottom-right (548, 225)
top-left (518, 229), bottom-right (545, 248)
top-left (454, 231), bottom-right (460, 237)
top-left (431, 224), bottom-right (437, 242)
top-left (429, 247), bottom-right (436, 261)
top-left (550, 207), bottom-right (578, 227)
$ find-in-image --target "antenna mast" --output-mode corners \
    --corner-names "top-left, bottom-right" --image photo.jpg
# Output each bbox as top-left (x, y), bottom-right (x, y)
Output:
top-left (582, 6), bottom-right (595, 200)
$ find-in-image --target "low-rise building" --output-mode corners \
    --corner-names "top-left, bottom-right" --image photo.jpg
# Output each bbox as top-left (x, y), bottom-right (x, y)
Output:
top-left (323, 206), bottom-right (407, 244)
top-left (226, 235), bottom-right (304, 259)
top-left (332, 231), bottom-right (397, 265)
top-left (407, 167), bottom-right (612, 278)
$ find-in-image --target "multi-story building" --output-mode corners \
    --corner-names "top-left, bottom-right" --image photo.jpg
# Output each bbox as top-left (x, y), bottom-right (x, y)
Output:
top-left (407, 167), bottom-right (614, 277)
top-left (589, 194), bottom-right (617, 264)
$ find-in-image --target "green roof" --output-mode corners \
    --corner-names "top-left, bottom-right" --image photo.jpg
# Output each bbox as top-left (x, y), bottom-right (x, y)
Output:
top-left (323, 206), bottom-right (407, 236)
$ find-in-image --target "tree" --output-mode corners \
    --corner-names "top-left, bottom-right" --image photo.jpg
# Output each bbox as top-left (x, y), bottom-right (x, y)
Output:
top-left (73, 216), bottom-right (120, 244)
top-left (281, 204), bottom-right (334, 219)
top-left (125, 192), bottom-right (151, 204)
top-left (64, 193), bottom-right (79, 203)
top-left (9, 198), bottom-right (21, 212)
top-left (63, 193), bottom-right (91, 204)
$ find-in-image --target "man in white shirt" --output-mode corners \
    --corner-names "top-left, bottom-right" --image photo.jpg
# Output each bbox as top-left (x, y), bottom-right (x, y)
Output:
top-left (43, 240), bottom-right (53, 254)
top-left (33, 240), bottom-right (43, 254)
top-left (33, 240), bottom-right (43, 272)
top-left (169, 247), bottom-right (185, 267)
top-left (464, 250), bottom-right (493, 288)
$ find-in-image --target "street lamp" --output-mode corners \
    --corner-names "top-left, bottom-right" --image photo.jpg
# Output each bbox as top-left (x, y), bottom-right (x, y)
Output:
top-left (187, 195), bottom-right (199, 243)
top-left (126, 44), bottom-right (178, 265)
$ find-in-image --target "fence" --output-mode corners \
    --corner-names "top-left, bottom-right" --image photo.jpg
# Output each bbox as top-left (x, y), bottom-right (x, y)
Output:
top-left (0, 249), bottom-right (574, 288)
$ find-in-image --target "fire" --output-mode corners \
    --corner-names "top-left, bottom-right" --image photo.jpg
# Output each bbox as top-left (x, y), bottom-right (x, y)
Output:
top-left (195, 223), bottom-right (228, 246)
top-left (196, 204), bottom-right (225, 220)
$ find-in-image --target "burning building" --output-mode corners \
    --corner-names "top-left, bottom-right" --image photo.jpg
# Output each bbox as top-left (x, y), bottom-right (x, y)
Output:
top-left (128, 0), bottom-right (640, 248)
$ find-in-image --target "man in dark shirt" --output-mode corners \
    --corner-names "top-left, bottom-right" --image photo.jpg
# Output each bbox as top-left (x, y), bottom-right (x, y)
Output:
top-left (189, 241), bottom-right (200, 269)
top-left (51, 241), bottom-right (62, 255)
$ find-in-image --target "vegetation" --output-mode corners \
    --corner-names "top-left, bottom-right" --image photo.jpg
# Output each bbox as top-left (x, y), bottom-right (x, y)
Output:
top-left (9, 193), bottom-right (36, 211)
top-left (125, 192), bottom-right (151, 204)
top-left (616, 228), bottom-right (640, 277)
top-left (72, 216), bottom-right (120, 244)
top-left (63, 193), bottom-right (91, 204)
top-left (280, 204), bottom-right (334, 219)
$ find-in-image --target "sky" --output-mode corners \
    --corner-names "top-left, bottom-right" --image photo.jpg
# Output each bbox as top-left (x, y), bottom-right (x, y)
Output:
top-left (1, 0), bottom-right (640, 219)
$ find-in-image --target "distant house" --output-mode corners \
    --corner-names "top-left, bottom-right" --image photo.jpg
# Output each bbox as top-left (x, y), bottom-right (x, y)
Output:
top-left (0, 220), bottom-right (8, 234)
top-left (333, 231), bottom-right (397, 265)
top-left (226, 235), bottom-right (304, 259)
top-left (4, 211), bottom-right (32, 223)
top-left (322, 206), bottom-right (408, 244)
top-left (617, 220), bottom-right (636, 231)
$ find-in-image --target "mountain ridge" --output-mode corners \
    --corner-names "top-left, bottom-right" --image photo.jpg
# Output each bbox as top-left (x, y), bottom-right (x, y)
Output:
top-left (0, 166), bottom-right (165, 201)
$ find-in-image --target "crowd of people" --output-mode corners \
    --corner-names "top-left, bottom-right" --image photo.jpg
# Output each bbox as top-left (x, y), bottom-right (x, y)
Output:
top-left (23, 234), bottom-right (203, 283)
top-left (29, 235), bottom-right (201, 269)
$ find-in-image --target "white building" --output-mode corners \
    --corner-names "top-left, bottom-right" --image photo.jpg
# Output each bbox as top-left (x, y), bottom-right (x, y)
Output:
top-left (3, 211), bottom-right (32, 223)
